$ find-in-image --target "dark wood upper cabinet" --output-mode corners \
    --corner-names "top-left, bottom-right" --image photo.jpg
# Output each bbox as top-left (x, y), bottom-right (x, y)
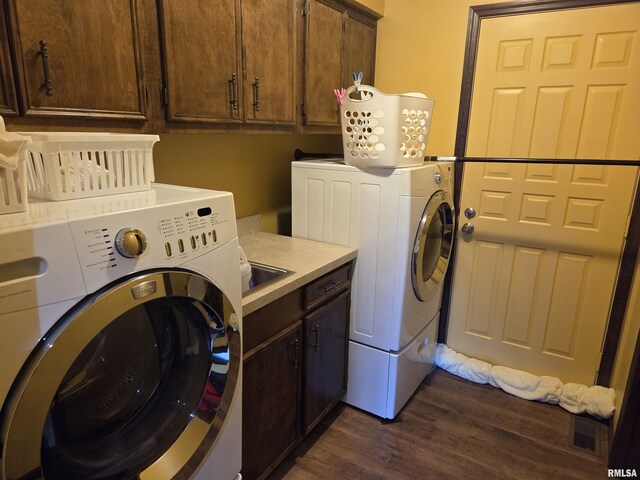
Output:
top-left (304, 0), bottom-right (343, 127)
top-left (158, 0), bottom-right (242, 124)
top-left (158, 0), bottom-right (296, 127)
top-left (304, 0), bottom-right (376, 128)
top-left (7, 0), bottom-right (146, 121)
top-left (242, 0), bottom-right (296, 125)
top-left (343, 11), bottom-right (376, 91)
top-left (0, 1), bottom-right (18, 116)
top-left (0, 0), bottom-right (375, 131)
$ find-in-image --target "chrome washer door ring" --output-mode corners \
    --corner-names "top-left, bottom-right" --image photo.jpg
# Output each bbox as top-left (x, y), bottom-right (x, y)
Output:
top-left (1, 270), bottom-right (240, 480)
top-left (411, 191), bottom-right (455, 301)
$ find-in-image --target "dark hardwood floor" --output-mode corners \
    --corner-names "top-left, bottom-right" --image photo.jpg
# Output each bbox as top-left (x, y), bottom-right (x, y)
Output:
top-left (269, 368), bottom-right (609, 480)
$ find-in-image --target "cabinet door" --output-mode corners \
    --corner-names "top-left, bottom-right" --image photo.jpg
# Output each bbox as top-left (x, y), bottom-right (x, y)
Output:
top-left (242, 0), bottom-right (296, 125)
top-left (158, 0), bottom-right (241, 124)
top-left (242, 324), bottom-right (301, 480)
top-left (0, 0), bottom-right (18, 116)
top-left (302, 289), bottom-right (349, 434)
top-left (8, 0), bottom-right (146, 121)
top-left (304, 0), bottom-right (343, 127)
top-left (342, 13), bottom-right (376, 90)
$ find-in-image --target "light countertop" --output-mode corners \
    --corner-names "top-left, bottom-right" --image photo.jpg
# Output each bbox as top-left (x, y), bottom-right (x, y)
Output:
top-left (239, 232), bottom-right (357, 316)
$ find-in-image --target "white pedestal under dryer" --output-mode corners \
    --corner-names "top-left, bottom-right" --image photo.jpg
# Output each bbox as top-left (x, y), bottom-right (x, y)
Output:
top-left (0, 184), bottom-right (242, 480)
top-left (292, 159), bottom-right (454, 418)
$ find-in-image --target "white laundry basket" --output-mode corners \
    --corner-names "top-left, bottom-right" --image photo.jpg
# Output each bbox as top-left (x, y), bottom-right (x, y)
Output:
top-left (0, 154), bottom-right (27, 214)
top-left (24, 132), bottom-right (159, 201)
top-left (340, 85), bottom-right (434, 168)
top-left (0, 117), bottom-right (28, 214)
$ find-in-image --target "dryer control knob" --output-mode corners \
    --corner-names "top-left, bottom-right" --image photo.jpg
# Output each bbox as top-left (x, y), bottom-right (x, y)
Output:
top-left (115, 228), bottom-right (148, 258)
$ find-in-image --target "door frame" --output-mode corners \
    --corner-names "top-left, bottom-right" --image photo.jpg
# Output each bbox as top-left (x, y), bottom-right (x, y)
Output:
top-left (441, 0), bottom-right (640, 466)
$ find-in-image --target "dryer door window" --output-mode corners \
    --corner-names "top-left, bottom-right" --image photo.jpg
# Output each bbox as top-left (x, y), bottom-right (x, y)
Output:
top-left (1, 270), bottom-right (240, 480)
top-left (412, 190), bottom-right (455, 302)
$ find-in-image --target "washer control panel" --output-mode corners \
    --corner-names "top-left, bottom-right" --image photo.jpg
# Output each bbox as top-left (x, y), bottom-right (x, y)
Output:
top-left (155, 206), bottom-right (220, 260)
top-left (68, 192), bottom-right (236, 292)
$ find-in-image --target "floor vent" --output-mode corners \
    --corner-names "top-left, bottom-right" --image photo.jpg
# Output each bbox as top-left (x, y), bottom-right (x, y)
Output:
top-left (570, 416), bottom-right (599, 454)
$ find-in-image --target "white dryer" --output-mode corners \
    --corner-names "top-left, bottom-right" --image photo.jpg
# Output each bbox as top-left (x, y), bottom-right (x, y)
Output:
top-left (292, 160), bottom-right (454, 418)
top-left (0, 184), bottom-right (242, 480)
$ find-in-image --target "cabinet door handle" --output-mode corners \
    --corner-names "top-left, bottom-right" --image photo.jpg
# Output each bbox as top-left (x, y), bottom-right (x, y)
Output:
top-left (313, 324), bottom-right (319, 352)
top-left (292, 337), bottom-right (299, 369)
top-left (228, 73), bottom-right (237, 111)
top-left (38, 40), bottom-right (53, 96)
top-left (252, 76), bottom-right (260, 112)
top-left (323, 280), bottom-right (339, 293)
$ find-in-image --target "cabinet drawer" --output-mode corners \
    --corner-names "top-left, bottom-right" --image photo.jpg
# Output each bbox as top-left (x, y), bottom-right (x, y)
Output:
top-left (244, 288), bottom-right (303, 355)
top-left (302, 263), bottom-right (351, 311)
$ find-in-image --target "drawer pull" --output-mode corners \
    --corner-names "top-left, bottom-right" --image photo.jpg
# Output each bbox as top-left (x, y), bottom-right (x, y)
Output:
top-left (39, 40), bottom-right (53, 96)
top-left (228, 73), bottom-right (238, 111)
top-left (252, 76), bottom-right (260, 112)
top-left (313, 324), bottom-right (319, 352)
top-left (292, 337), bottom-right (299, 369)
top-left (323, 280), bottom-right (339, 293)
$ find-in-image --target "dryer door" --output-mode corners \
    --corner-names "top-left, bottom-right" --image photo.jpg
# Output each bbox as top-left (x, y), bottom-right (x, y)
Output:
top-left (411, 190), bottom-right (455, 302)
top-left (1, 270), bottom-right (240, 480)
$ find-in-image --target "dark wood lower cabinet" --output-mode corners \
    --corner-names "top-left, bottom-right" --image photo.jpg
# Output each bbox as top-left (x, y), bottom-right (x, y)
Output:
top-left (242, 262), bottom-right (352, 480)
top-left (242, 323), bottom-right (302, 480)
top-left (303, 290), bottom-right (349, 434)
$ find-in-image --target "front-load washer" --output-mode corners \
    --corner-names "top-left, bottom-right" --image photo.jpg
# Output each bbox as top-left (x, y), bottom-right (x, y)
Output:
top-left (0, 184), bottom-right (242, 480)
top-left (292, 159), bottom-right (454, 418)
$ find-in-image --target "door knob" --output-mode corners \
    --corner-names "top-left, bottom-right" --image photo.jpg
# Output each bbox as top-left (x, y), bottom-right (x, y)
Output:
top-left (461, 223), bottom-right (475, 234)
top-left (464, 207), bottom-right (476, 219)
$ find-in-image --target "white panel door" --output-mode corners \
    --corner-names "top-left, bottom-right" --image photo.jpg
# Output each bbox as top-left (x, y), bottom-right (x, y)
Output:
top-left (448, 3), bottom-right (640, 385)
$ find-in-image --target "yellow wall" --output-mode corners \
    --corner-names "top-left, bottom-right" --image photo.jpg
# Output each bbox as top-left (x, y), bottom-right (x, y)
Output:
top-left (375, 0), bottom-right (507, 156)
top-left (153, 134), bottom-right (342, 219)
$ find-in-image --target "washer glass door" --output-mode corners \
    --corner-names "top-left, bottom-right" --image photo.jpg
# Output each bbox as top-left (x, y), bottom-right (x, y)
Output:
top-left (411, 191), bottom-right (455, 301)
top-left (1, 270), bottom-right (240, 480)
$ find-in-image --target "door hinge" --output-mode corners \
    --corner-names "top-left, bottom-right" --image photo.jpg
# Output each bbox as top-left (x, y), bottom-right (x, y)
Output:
top-left (160, 84), bottom-right (168, 107)
top-left (300, 101), bottom-right (306, 119)
top-left (302, 0), bottom-right (308, 16)
top-left (144, 85), bottom-right (149, 107)
top-left (624, 215), bottom-right (632, 238)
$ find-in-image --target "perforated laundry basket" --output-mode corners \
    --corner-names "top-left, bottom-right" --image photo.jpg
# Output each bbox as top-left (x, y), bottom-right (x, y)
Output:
top-left (341, 85), bottom-right (434, 168)
top-left (0, 154), bottom-right (27, 214)
top-left (23, 132), bottom-right (159, 201)
top-left (0, 117), bottom-right (28, 214)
